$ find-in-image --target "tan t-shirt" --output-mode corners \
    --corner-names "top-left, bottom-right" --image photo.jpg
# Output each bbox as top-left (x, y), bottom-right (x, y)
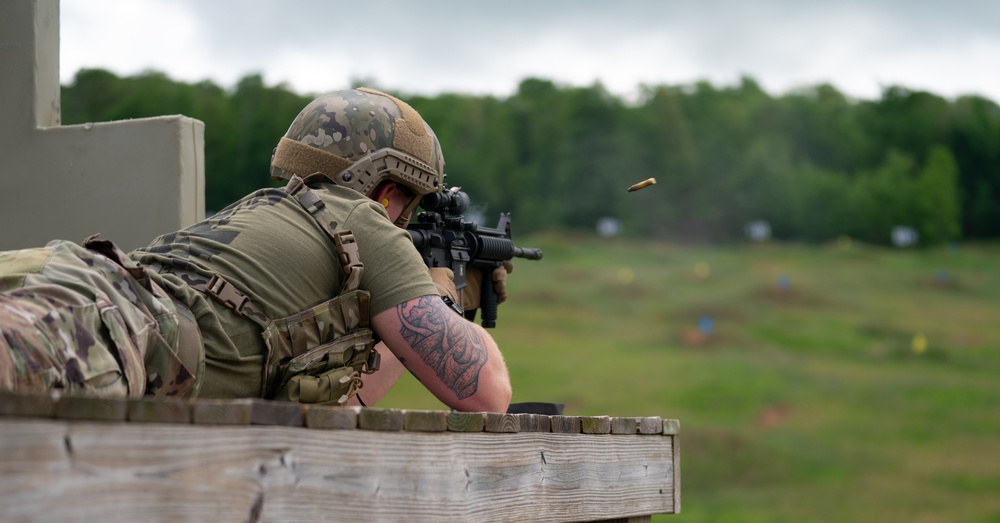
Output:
top-left (129, 181), bottom-right (437, 398)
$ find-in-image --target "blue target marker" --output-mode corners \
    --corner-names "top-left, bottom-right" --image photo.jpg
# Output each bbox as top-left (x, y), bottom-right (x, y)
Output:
top-left (698, 316), bottom-right (714, 335)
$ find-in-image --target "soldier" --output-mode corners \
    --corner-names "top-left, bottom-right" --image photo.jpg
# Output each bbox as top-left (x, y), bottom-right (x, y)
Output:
top-left (0, 88), bottom-right (512, 413)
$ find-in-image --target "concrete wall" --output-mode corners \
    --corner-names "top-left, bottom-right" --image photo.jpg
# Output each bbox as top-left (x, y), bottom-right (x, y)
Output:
top-left (0, 0), bottom-right (204, 251)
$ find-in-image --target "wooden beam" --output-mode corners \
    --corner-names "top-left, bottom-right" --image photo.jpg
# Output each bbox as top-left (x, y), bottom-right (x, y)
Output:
top-left (404, 410), bottom-right (449, 432)
top-left (582, 415), bottom-right (612, 434)
top-left (0, 394), bottom-right (680, 521)
top-left (127, 398), bottom-right (191, 424)
top-left (305, 405), bottom-right (360, 429)
top-left (447, 411), bottom-right (486, 432)
top-left (484, 412), bottom-right (519, 433)
top-left (0, 418), bottom-right (676, 522)
top-left (550, 415), bottom-right (582, 433)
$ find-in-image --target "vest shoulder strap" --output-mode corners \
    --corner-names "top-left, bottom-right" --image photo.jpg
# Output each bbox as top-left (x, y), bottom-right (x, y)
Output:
top-left (284, 175), bottom-right (364, 294)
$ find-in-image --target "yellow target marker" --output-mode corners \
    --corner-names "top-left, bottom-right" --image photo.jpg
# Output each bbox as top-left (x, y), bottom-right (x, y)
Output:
top-left (911, 334), bottom-right (927, 354)
top-left (694, 262), bottom-right (711, 279)
top-left (617, 267), bottom-right (635, 285)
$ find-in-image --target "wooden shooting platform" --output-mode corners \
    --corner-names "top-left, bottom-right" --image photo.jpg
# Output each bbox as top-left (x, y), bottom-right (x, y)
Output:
top-left (0, 393), bottom-right (679, 522)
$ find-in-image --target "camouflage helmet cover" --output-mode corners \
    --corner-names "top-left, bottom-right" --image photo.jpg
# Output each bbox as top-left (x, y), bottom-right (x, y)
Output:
top-left (270, 88), bottom-right (445, 199)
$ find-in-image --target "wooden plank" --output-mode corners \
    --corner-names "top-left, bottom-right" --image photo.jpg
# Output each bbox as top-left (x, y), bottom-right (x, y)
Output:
top-left (56, 396), bottom-right (127, 421)
top-left (250, 399), bottom-right (304, 427)
top-left (404, 410), bottom-right (448, 432)
top-left (611, 417), bottom-right (638, 435)
top-left (673, 434), bottom-right (682, 514)
top-left (0, 391), bottom-right (56, 418)
top-left (550, 415), bottom-right (581, 434)
top-left (127, 398), bottom-right (191, 424)
top-left (0, 419), bottom-right (73, 482)
top-left (358, 408), bottom-right (404, 431)
top-left (638, 417), bottom-right (663, 435)
top-left (516, 413), bottom-right (551, 432)
top-left (484, 412), bottom-right (519, 433)
top-left (447, 411), bottom-right (485, 432)
top-left (581, 416), bottom-right (611, 434)
top-left (305, 405), bottom-right (359, 430)
top-left (532, 414), bottom-right (552, 433)
top-left (0, 418), bottom-right (677, 522)
top-left (192, 399), bottom-right (252, 425)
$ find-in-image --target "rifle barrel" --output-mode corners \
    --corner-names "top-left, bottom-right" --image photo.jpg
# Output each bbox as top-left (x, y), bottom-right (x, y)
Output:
top-left (513, 247), bottom-right (543, 260)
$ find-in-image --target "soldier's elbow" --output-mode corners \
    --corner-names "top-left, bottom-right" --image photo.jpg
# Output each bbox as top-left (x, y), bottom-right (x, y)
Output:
top-left (451, 373), bottom-right (511, 413)
top-left (488, 380), bottom-right (513, 413)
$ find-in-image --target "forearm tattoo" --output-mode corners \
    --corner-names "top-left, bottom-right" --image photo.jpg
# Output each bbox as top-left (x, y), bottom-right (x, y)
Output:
top-left (396, 295), bottom-right (489, 399)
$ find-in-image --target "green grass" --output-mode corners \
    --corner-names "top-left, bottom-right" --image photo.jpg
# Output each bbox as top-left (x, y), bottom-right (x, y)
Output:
top-left (380, 234), bottom-right (1000, 522)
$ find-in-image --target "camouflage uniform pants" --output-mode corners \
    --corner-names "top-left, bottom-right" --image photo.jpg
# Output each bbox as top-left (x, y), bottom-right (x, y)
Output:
top-left (0, 237), bottom-right (202, 398)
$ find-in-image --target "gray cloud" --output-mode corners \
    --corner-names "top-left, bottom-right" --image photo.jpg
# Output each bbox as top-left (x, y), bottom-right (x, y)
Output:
top-left (61, 0), bottom-right (1000, 102)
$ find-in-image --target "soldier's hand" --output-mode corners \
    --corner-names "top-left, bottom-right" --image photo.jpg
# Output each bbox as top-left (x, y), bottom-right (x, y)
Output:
top-left (428, 267), bottom-right (462, 315)
top-left (461, 261), bottom-right (514, 312)
top-left (493, 260), bottom-right (514, 304)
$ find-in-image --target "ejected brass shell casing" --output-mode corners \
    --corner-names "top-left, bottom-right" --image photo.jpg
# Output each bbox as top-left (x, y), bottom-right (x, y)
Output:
top-left (627, 177), bottom-right (657, 192)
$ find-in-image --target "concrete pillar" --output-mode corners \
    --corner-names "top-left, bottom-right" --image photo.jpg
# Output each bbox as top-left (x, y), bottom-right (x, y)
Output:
top-left (0, 0), bottom-right (204, 251)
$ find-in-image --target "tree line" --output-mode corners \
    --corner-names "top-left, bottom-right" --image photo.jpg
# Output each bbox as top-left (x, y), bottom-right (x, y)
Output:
top-left (61, 69), bottom-right (1000, 245)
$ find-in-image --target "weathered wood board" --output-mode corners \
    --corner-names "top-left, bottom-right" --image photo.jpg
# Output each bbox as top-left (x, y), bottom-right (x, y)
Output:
top-left (0, 394), bottom-right (679, 522)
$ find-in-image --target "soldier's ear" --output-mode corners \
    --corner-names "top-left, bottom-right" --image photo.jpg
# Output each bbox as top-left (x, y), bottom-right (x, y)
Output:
top-left (371, 182), bottom-right (394, 204)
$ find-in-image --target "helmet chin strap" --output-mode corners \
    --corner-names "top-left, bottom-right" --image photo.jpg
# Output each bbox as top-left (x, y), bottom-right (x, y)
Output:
top-left (395, 195), bottom-right (423, 227)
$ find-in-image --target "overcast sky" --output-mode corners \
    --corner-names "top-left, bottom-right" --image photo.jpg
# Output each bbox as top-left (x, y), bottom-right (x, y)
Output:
top-left (60, 0), bottom-right (1000, 103)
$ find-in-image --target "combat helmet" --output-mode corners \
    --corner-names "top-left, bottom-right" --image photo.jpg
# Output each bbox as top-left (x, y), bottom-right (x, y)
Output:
top-left (270, 87), bottom-right (445, 226)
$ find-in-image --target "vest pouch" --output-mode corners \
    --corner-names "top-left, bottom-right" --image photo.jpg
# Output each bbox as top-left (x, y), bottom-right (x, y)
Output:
top-left (277, 366), bottom-right (360, 405)
top-left (271, 329), bottom-right (374, 404)
top-left (260, 289), bottom-right (372, 399)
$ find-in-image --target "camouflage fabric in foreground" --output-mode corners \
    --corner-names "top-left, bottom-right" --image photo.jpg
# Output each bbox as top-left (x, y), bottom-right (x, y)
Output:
top-left (0, 238), bottom-right (199, 398)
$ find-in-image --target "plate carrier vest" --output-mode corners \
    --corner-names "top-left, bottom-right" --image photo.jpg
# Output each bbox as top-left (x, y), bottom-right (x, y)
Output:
top-left (159, 175), bottom-right (380, 405)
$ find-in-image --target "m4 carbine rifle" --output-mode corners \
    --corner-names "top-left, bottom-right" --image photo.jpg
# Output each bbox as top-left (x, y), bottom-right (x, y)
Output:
top-left (407, 187), bottom-right (542, 328)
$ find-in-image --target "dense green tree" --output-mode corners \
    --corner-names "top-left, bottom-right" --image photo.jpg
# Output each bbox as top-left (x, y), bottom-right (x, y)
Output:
top-left (626, 85), bottom-right (698, 238)
top-left (948, 95), bottom-right (1000, 238)
top-left (915, 146), bottom-right (961, 243)
top-left (217, 74), bottom-right (310, 210)
top-left (60, 69), bottom-right (1000, 244)
top-left (768, 84), bottom-right (869, 171)
top-left (850, 150), bottom-right (921, 244)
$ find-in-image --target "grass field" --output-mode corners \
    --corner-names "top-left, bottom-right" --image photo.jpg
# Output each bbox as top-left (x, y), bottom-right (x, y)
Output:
top-left (380, 234), bottom-right (1000, 523)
